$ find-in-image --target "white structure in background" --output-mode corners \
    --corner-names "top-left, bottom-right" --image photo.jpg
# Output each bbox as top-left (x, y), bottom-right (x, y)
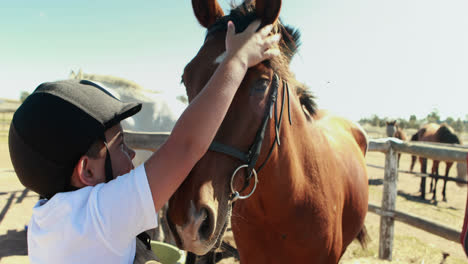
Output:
top-left (69, 70), bottom-right (186, 166)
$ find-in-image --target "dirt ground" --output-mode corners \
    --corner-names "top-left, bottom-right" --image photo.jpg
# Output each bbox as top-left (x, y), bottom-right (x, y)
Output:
top-left (1, 139), bottom-right (468, 263)
top-left (0, 142), bottom-right (36, 264)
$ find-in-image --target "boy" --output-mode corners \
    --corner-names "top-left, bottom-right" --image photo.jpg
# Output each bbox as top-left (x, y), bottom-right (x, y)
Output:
top-left (9, 20), bottom-right (280, 263)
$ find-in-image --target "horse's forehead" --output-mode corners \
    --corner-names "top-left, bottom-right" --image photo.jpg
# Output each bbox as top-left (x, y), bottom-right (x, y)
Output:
top-left (198, 34), bottom-right (226, 64)
top-left (184, 33), bottom-right (227, 93)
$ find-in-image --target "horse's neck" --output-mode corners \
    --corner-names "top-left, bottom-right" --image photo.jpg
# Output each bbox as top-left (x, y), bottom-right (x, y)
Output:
top-left (240, 92), bottom-right (314, 218)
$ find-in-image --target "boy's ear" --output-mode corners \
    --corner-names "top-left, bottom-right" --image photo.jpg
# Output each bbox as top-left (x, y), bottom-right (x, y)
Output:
top-left (71, 156), bottom-right (101, 187)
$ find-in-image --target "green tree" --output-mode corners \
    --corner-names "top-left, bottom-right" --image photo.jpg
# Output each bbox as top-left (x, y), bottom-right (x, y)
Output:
top-left (371, 115), bottom-right (380, 127)
top-left (397, 118), bottom-right (408, 129)
top-left (358, 117), bottom-right (369, 125)
top-left (426, 109), bottom-right (440, 123)
top-left (176, 95), bottom-right (188, 104)
top-left (20, 91), bottom-right (30, 102)
top-left (408, 115), bottom-right (418, 129)
top-left (453, 118), bottom-right (464, 134)
top-left (445, 117), bottom-right (455, 126)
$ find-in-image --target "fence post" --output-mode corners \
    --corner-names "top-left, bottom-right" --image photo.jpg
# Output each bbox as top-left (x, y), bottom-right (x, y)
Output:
top-left (420, 158), bottom-right (427, 199)
top-left (379, 146), bottom-right (398, 260)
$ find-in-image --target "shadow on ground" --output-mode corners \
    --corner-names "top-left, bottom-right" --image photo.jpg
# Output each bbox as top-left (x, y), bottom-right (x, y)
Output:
top-left (396, 190), bottom-right (443, 206)
top-left (368, 179), bottom-right (383, 186)
top-left (0, 229), bottom-right (27, 259)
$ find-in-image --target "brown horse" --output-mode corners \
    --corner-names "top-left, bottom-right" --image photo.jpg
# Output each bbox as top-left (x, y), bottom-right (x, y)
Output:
top-left (167, 1), bottom-right (369, 263)
top-left (386, 120), bottom-right (407, 166)
top-left (410, 123), bottom-right (465, 201)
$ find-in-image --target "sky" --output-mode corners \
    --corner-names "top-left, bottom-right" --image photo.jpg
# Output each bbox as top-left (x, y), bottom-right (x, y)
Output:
top-left (1, 0), bottom-right (467, 122)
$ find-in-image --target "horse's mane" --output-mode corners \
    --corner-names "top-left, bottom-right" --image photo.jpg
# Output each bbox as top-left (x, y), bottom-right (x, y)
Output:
top-left (206, 2), bottom-right (317, 116)
top-left (410, 131), bottom-right (420, 141)
top-left (437, 123), bottom-right (461, 144)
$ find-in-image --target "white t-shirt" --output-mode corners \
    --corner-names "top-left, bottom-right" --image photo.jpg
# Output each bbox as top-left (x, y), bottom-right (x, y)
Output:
top-left (27, 164), bottom-right (158, 264)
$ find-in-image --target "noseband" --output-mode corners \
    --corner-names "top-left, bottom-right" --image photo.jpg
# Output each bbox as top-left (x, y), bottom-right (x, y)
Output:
top-left (208, 73), bottom-right (292, 201)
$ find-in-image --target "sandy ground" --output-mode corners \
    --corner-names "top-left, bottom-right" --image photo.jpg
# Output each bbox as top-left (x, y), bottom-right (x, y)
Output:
top-left (1, 139), bottom-right (468, 263)
top-left (0, 142), bottom-right (37, 264)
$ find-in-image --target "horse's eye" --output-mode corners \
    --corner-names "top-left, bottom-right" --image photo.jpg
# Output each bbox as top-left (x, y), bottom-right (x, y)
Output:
top-left (251, 79), bottom-right (270, 94)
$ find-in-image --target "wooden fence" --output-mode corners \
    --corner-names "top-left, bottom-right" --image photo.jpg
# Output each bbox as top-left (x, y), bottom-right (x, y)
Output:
top-left (368, 138), bottom-right (468, 260)
top-left (124, 131), bottom-right (169, 152)
top-left (123, 131), bottom-right (468, 261)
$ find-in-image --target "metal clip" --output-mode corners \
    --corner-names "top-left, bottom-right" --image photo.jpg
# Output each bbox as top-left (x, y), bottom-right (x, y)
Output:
top-left (231, 192), bottom-right (240, 202)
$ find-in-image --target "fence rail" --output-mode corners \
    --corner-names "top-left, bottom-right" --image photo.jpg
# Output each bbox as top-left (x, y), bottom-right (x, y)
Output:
top-left (368, 204), bottom-right (460, 242)
top-left (369, 138), bottom-right (468, 162)
top-left (367, 164), bottom-right (468, 184)
top-left (124, 131), bottom-right (169, 151)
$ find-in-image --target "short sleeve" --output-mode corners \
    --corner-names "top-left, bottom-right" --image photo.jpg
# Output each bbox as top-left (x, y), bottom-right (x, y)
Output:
top-left (87, 164), bottom-right (158, 254)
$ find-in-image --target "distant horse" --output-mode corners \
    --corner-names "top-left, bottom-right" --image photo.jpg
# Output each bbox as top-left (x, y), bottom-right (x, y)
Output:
top-left (410, 123), bottom-right (466, 201)
top-left (386, 120), bottom-right (407, 166)
top-left (167, 1), bottom-right (369, 263)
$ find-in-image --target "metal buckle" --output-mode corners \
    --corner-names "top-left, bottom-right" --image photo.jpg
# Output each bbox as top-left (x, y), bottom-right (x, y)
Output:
top-left (230, 164), bottom-right (258, 202)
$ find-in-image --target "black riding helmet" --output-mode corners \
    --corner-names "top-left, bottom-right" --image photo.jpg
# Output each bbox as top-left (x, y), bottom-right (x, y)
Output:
top-left (9, 80), bottom-right (142, 199)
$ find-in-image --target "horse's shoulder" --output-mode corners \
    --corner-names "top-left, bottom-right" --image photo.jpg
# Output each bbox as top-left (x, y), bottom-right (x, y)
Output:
top-left (314, 111), bottom-right (368, 155)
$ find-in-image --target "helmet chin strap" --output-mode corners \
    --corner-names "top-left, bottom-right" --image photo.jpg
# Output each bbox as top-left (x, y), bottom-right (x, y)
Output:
top-left (103, 141), bottom-right (114, 183)
top-left (102, 138), bottom-right (152, 249)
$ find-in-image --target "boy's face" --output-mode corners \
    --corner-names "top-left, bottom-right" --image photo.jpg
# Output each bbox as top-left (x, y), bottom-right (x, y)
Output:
top-left (96, 123), bottom-right (136, 182)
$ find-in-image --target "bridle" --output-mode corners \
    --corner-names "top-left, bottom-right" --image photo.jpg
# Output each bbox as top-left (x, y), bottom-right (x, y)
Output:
top-left (208, 73), bottom-right (292, 201)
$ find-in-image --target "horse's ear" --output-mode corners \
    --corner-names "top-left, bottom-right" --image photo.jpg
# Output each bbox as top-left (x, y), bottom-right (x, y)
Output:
top-left (192, 0), bottom-right (225, 28)
top-left (255, 0), bottom-right (282, 26)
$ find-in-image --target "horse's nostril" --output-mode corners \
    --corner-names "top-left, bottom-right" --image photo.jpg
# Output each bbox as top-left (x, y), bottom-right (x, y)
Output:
top-left (198, 207), bottom-right (214, 241)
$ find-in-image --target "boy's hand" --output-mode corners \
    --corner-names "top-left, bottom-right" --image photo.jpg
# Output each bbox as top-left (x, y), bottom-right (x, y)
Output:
top-left (225, 20), bottom-right (281, 68)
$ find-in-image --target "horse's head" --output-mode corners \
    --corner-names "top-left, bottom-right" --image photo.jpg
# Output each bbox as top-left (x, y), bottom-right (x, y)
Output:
top-left (167, 0), bottom-right (313, 255)
top-left (386, 120), bottom-right (397, 137)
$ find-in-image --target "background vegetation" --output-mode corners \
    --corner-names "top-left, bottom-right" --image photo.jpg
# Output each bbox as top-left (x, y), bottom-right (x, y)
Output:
top-left (358, 109), bottom-right (468, 134)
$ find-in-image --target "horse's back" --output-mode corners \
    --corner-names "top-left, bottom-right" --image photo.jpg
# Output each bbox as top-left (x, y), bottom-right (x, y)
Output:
top-left (312, 110), bottom-right (369, 193)
top-left (418, 123), bottom-right (440, 142)
top-left (314, 110), bottom-right (368, 156)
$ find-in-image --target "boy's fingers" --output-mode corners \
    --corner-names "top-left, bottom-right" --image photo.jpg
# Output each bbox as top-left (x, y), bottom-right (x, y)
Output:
top-left (259, 24), bottom-right (274, 36)
top-left (246, 20), bottom-right (261, 33)
top-left (227, 21), bottom-right (235, 37)
top-left (263, 48), bottom-right (281, 59)
top-left (264, 34), bottom-right (281, 47)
